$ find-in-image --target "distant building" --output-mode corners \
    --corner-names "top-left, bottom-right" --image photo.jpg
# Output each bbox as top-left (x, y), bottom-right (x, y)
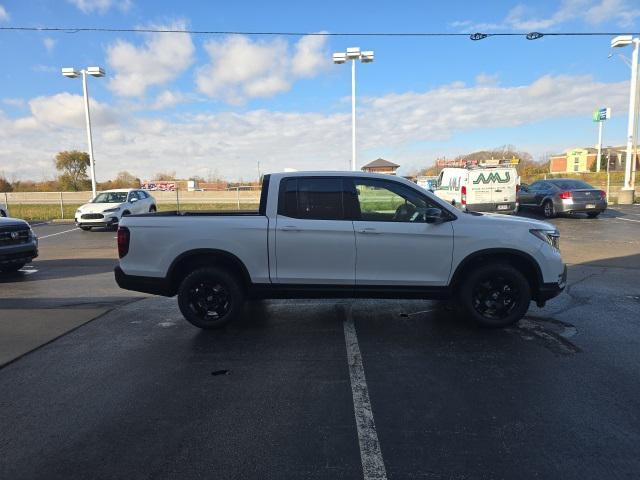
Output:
top-left (361, 158), bottom-right (400, 175)
top-left (549, 146), bottom-right (639, 173)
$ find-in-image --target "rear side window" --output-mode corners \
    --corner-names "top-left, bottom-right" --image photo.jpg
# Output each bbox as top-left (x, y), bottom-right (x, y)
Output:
top-left (279, 177), bottom-right (345, 220)
top-left (136, 191), bottom-right (147, 200)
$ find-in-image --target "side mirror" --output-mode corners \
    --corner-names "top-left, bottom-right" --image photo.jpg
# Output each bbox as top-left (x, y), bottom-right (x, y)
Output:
top-left (130, 197), bottom-right (138, 203)
top-left (424, 207), bottom-right (444, 224)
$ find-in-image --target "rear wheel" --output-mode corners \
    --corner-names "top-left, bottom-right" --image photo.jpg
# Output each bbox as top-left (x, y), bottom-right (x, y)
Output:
top-left (149, 205), bottom-right (157, 213)
top-left (457, 263), bottom-right (531, 328)
top-left (587, 212), bottom-right (600, 218)
top-left (543, 200), bottom-right (555, 218)
top-left (177, 267), bottom-right (245, 329)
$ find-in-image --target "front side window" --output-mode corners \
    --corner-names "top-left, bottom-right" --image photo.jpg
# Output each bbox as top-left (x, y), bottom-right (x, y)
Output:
top-left (353, 179), bottom-right (435, 223)
top-left (279, 177), bottom-right (345, 220)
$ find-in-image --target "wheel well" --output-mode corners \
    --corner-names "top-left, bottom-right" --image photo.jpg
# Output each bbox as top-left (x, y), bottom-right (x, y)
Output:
top-left (168, 250), bottom-right (251, 295)
top-left (451, 250), bottom-right (541, 294)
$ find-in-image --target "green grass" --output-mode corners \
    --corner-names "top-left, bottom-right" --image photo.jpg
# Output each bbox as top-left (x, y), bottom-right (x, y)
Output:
top-left (4, 203), bottom-right (260, 221)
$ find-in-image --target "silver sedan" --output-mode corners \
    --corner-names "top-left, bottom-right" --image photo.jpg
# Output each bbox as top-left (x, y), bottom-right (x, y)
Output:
top-left (518, 179), bottom-right (607, 218)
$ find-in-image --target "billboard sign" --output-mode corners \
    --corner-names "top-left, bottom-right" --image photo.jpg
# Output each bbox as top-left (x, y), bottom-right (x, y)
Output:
top-left (592, 107), bottom-right (611, 122)
top-left (142, 180), bottom-right (176, 191)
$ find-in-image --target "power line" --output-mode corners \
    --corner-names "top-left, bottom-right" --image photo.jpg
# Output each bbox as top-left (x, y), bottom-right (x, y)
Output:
top-left (0, 26), bottom-right (637, 40)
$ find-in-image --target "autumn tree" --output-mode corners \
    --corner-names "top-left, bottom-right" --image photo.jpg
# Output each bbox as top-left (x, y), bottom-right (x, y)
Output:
top-left (0, 176), bottom-right (12, 192)
top-left (114, 171), bottom-right (140, 188)
top-left (55, 150), bottom-right (90, 191)
top-left (154, 171), bottom-right (176, 181)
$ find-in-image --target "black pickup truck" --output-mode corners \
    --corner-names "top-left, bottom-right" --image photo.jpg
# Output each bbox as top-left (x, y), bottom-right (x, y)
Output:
top-left (0, 217), bottom-right (38, 273)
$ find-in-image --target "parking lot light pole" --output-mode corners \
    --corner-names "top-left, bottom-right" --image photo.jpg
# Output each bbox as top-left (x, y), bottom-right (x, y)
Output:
top-left (61, 66), bottom-right (105, 199)
top-left (611, 36), bottom-right (639, 203)
top-left (332, 48), bottom-right (374, 171)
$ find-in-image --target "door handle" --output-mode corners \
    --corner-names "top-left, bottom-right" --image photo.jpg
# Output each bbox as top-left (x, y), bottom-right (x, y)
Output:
top-left (358, 228), bottom-right (381, 234)
top-left (281, 225), bottom-right (301, 232)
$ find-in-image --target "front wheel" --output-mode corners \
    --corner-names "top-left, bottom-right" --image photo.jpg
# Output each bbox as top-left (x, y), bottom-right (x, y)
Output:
top-left (587, 212), bottom-right (600, 218)
top-left (457, 263), bottom-right (531, 328)
top-left (79, 226), bottom-right (92, 231)
top-left (177, 267), bottom-right (245, 329)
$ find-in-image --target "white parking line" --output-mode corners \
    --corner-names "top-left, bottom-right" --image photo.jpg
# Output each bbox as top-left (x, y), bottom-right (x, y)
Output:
top-left (38, 227), bottom-right (80, 239)
top-left (616, 217), bottom-right (640, 223)
top-left (29, 222), bottom-right (49, 227)
top-left (343, 305), bottom-right (388, 480)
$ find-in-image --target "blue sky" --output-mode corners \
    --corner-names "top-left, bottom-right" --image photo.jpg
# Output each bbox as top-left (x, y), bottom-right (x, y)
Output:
top-left (0, 0), bottom-right (639, 181)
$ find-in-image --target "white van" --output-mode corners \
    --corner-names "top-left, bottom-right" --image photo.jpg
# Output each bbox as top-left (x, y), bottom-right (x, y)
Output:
top-left (434, 163), bottom-right (519, 214)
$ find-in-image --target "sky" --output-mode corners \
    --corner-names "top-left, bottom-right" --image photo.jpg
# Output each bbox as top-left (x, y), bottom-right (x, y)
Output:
top-left (0, 0), bottom-right (639, 182)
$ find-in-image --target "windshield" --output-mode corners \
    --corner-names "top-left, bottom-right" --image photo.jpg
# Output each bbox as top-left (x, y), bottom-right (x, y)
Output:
top-left (550, 180), bottom-right (593, 190)
top-left (92, 192), bottom-right (128, 203)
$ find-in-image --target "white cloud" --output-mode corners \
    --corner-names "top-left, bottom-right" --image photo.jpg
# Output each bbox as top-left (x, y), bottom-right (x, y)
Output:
top-left (43, 37), bottom-right (56, 53)
top-left (454, 0), bottom-right (640, 31)
top-left (0, 74), bottom-right (630, 181)
top-left (16, 93), bottom-right (117, 130)
top-left (106, 20), bottom-right (194, 97)
top-left (67, 0), bottom-right (132, 14)
top-left (2, 98), bottom-right (25, 107)
top-left (196, 34), bottom-right (329, 104)
top-left (0, 4), bottom-right (9, 22)
top-left (150, 90), bottom-right (190, 110)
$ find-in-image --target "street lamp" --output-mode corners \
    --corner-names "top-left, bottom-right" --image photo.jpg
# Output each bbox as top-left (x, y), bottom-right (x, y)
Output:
top-left (611, 35), bottom-right (639, 203)
top-left (333, 47), bottom-right (374, 171)
top-left (61, 66), bottom-right (105, 198)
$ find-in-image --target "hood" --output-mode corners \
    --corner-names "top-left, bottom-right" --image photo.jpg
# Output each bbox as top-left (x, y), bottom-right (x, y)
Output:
top-left (0, 217), bottom-right (30, 228)
top-left (77, 202), bottom-right (125, 214)
top-left (468, 212), bottom-right (555, 231)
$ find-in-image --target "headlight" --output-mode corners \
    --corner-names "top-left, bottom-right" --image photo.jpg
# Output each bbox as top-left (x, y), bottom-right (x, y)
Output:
top-left (530, 228), bottom-right (560, 251)
top-left (103, 207), bottom-right (121, 213)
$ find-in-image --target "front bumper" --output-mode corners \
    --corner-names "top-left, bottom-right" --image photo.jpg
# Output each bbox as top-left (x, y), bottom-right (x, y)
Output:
top-left (0, 243), bottom-right (38, 266)
top-left (76, 216), bottom-right (119, 228)
top-left (536, 264), bottom-right (567, 302)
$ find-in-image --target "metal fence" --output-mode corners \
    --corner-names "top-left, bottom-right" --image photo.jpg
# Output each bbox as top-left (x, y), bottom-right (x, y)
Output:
top-left (1, 189), bottom-right (262, 220)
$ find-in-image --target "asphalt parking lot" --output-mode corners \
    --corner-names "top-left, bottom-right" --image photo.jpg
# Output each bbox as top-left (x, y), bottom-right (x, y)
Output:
top-left (1, 206), bottom-right (640, 479)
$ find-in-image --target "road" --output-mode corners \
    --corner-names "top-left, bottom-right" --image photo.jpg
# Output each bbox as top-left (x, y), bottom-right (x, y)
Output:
top-left (1, 207), bottom-right (639, 479)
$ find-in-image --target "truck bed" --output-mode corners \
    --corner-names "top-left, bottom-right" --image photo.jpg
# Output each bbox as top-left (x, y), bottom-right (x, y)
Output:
top-left (130, 210), bottom-right (261, 217)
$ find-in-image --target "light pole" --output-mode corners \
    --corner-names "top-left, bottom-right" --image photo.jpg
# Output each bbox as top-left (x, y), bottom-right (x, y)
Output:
top-left (61, 66), bottom-right (105, 199)
top-left (611, 35), bottom-right (639, 203)
top-left (332, 48), bottom-right (374, 171)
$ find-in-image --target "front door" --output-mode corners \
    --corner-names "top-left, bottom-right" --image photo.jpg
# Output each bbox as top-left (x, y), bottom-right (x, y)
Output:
top-left (275, 177), bottom-right (356, 285)
top-left (351, 178), bottom-right (454, 286)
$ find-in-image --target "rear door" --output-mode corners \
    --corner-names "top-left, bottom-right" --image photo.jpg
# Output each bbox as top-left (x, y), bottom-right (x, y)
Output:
top-left (467, 170), bottom-right (493, 206)
top-left (274, 177), bottom-right (356, 285)
top-left (351, 178), bottom-right (454, 286)
top-left (489, 168), bottom-right (517, 206)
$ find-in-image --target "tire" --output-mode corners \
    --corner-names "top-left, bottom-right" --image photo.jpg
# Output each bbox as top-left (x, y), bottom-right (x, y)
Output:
top-left (457, 263), bottom-right (531, 328)
top-left (80, 226), bottom-right (92, 231)
top-left (177, 267), bottom-right (245, 329)
top-left (149, 205), bottom-right (157, 213)
top-left (0, 209), bottom-right (6, 217)
top-left (543, 200), bottom-right (555, 219)
top-left (587, 212), bottom-right (600, 218)
top-left (122, 210), bottom-right (131, 217)
top-left (0, 263), bottom-right (25, 273)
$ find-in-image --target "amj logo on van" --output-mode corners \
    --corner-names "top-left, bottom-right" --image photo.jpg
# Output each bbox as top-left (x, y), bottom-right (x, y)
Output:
top-left (473, 172), bottom-right (511, 184)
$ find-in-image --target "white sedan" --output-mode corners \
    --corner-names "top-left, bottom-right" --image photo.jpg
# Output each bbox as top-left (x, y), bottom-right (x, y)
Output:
top-left (75, 189), bottom-right (156, 231)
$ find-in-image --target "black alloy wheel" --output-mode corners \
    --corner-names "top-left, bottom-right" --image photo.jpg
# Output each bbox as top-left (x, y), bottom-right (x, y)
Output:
top-left (177, 267), bottom-right (244, 329)
top-left (458, 263), bottom-right (531, 328)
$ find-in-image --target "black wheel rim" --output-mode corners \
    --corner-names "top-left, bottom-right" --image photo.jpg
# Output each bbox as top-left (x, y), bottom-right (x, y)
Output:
top-left (472, 275), bottom-right (519, 320)
top-left (187, 280), bottom-right (231, 321)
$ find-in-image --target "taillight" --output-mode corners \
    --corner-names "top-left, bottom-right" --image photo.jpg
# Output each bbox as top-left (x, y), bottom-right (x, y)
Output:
top-left (461, 185), bottom-right (467, 206)
top-left (599, 190), bottom-right (607, 200)
top-left (559, 191), bottom-right (572, 200)
top-left (117, 227), bottom-right (130, 258)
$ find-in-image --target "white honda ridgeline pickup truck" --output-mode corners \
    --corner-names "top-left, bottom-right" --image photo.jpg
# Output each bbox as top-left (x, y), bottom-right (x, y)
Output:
top-left (114, 171), bottom-right (566, 329)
